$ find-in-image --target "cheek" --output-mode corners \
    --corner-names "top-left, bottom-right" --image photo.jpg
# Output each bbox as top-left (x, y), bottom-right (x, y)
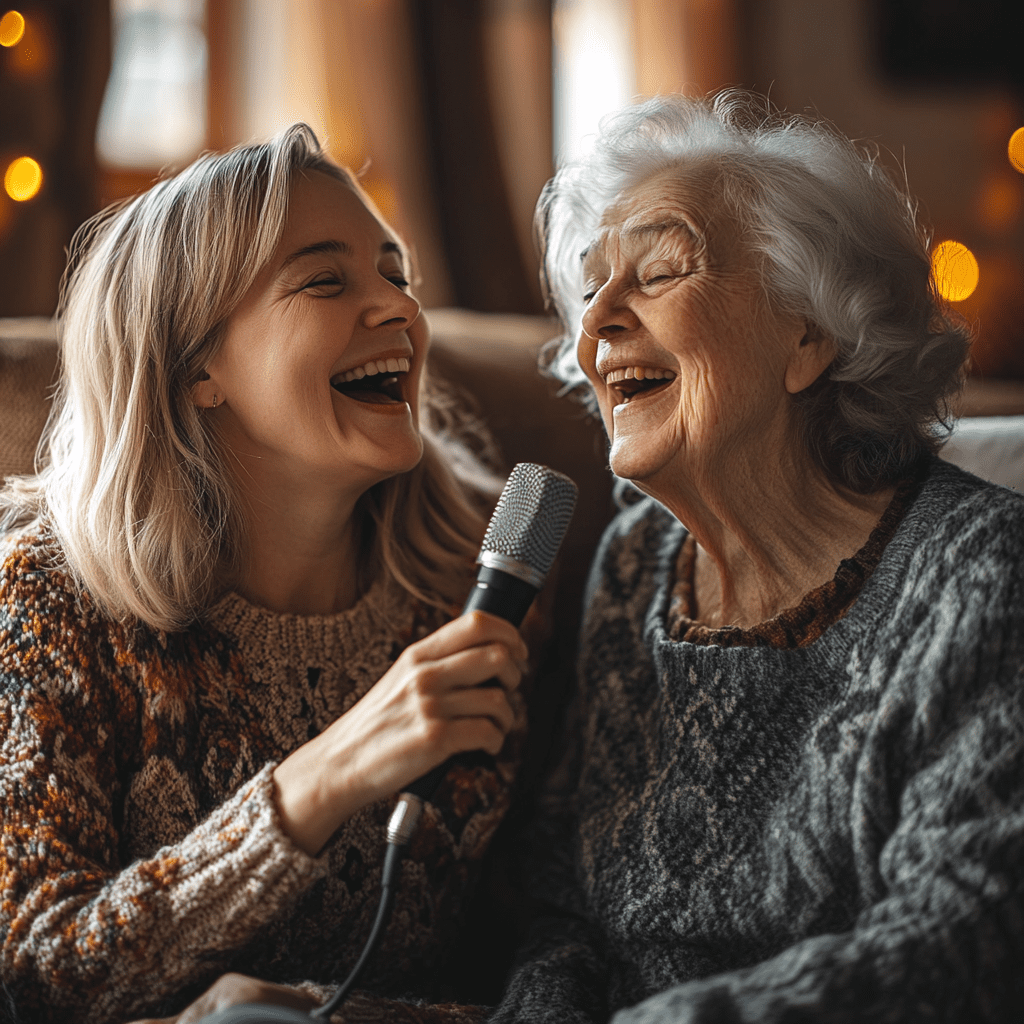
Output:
top-left (676, 354), bottom-right (720, 431)
top-left (576, 331), bottom-right (600, 384)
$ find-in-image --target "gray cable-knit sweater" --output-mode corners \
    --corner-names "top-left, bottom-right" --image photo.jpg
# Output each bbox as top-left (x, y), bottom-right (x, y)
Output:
top-left (493, 458), bottom-right (1024, 1024)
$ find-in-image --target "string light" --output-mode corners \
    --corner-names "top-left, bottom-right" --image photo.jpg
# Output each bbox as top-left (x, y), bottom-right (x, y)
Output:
top-left (1009, 127), bottom-right (1024, 174)
top-left (4, 156), bottom-right (43, 201)
top-left (931, 240), bottom-right (979, 302)
top-left (0, 9), bottom-right (25, 47)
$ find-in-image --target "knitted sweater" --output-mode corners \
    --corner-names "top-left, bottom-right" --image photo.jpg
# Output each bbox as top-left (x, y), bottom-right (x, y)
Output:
top-left (0, 531), bottom-right (523, 1024)
top-left (493, 458), bottom-right (1024, 1024)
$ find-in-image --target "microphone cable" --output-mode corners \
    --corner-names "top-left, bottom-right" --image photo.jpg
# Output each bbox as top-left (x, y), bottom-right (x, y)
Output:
top-left (310, 797), bottom-right (418, 1019)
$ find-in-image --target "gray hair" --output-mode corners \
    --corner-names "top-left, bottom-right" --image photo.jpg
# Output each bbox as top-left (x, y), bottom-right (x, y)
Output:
top-left (538, 89), bottom-right (971, 493)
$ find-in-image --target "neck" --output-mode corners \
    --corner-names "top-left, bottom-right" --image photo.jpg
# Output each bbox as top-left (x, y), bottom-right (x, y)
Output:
top-left (227, 459), bottom-right (368, 617)
top-left (649, 440), bottom-right (895, 629)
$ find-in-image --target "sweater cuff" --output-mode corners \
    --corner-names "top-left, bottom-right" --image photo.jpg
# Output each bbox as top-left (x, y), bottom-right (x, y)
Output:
top-left (159, 761), bottom-right (328, 930)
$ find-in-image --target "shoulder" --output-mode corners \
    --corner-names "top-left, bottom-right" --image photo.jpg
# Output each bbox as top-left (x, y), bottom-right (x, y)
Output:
top-left (854, 460), bottom-right (1024, 690)
top-left (0, 527), bottom-right (84, 629)
top-left (890, 458), bottom-right (1024, 589)
top-left (0, 528), bottom-right (191, 704)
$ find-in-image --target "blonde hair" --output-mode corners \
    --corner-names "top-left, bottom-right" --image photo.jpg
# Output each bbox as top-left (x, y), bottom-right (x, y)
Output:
top-left (1, 124), bottom-right (499, 631)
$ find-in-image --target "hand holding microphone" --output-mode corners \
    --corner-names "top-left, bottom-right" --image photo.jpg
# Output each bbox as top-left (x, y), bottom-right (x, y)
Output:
top-left (272, 464), bottom-right (577, 857)
top-left (212, 465), bottom-right (577, 1024)
top-left (313, 463), bottom-right (576, 1022)
top-left (396, 462), bottom-right (579, 808)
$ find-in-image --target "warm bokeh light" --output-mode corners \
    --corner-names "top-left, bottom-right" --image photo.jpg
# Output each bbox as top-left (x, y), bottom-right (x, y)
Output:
top-left (7, 13), bottom-right (51, 76)
top-left (931, 240), bottom-right (980, 302)
top-left (977, 173), bottom-right (1023, 231)
top-left (0, 10), bottom-right (25, 47)
top-left (4, 156), bottom-right (43, 201)
top-left (1009, 127), bottom-right (1024, 174)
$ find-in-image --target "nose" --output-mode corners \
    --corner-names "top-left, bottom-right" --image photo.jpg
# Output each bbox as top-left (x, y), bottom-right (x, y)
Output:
top-left (580, 279), bottom-right (640, 340)
top-left (364, 279), bottom-right (420, 331)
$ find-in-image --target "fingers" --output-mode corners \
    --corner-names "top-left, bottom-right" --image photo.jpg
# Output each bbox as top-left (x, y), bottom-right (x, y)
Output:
top-left (434, 679), bottom-right (517, 734)
top-left (443, 715), bottom-right (509, 758)
top-left (407, 610), bottom-right (528, 666)
top-left (420, 640), bottom-right (523, 694)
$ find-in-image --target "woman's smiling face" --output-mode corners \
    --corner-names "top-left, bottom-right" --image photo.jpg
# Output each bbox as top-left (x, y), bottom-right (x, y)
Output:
top-left (577, 168), bottom-right (805, 495)
top-left (206, 169), bottom-right (426, 499)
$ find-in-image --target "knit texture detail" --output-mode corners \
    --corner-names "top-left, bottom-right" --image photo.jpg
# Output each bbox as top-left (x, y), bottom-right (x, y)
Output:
top-left (0, 533), bottom-right (520, 1023)
top-left (493, 458), bottom-right (1024, 1024)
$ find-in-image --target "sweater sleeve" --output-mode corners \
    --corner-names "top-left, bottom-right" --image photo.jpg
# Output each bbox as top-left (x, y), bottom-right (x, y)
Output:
top-left (0, 561), bottom-right (328, 1023)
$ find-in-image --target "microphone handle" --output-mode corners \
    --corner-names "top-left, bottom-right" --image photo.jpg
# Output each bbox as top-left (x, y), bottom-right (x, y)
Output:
top-left (401, 566), bottom-right (538, 802)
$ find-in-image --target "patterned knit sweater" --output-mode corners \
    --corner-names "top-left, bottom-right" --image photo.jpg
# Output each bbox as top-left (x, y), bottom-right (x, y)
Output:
top-left (0, 531), bottom-right (523, 1024)
top-left (493, 458), bottom-right (1024, 1024)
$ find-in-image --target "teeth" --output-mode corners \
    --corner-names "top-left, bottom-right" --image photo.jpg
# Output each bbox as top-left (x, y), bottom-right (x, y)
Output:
top-left (334, 356), bottom-right (411, 384)
top-left (602, 366), bottom-right (676, 384)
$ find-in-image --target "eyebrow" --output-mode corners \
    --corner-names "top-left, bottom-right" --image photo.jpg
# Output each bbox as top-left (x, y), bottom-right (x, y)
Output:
top-left (625, 218), bottom-right (700, 243)
top-left (280, 239), bottom-right (405, 271)
top-left (579, 218), bottom-right (701, 264)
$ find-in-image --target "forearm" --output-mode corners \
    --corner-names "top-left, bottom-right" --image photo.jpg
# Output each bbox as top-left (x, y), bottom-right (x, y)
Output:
top-left (612, 894), bottom-right (1024, 1024)
top-left (2, 763), bottom-right (326, 1024)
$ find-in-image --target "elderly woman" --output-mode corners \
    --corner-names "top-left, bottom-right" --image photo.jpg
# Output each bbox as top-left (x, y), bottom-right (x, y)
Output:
top-left (493, 91), bottom-right (1024, 1024)
top-left (0, 126), bottom-right (529, 1024)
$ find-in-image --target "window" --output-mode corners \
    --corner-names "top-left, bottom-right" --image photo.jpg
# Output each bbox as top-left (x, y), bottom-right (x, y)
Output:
top-left (96, 0), bottom-right (207, 169)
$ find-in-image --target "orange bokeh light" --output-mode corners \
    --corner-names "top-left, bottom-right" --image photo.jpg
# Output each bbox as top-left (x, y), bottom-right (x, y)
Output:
top-left (4, 156), bottom-right (43, 201)
top-left (1009, 127), bottom-right (1024, 174)
top-left (977, 174), bottom-right (1023, 231)
top-left (7, 13), bottom-right (51, 76)
top-left (0, 9), bottom-right (25, 47)
top-left (931, 240), bottom-right (979, 302)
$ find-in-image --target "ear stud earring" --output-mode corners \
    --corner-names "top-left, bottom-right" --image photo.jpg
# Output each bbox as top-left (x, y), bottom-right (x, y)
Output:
top-left (211, 395), bottom-right (218, 409)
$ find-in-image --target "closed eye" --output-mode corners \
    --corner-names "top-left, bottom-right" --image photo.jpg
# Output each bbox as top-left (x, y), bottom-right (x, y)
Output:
top-left (301, 276), bottom-right (343, 293)
top-left (387, 275), bottom-right (410, 289)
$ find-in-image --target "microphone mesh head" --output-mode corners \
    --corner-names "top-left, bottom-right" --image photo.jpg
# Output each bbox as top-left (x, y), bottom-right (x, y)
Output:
top-left (480, 463), bottom-right (578, 582)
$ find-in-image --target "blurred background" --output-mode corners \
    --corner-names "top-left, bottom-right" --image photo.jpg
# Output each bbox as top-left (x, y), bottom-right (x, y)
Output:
top-left (0, 0), bottom-right (1022, 379)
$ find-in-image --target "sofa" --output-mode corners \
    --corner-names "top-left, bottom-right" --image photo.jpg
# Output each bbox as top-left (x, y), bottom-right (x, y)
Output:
top-left (3, 309), bottom-right (1024, 1000)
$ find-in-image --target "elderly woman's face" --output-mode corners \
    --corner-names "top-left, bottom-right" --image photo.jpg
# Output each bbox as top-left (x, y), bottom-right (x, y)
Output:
top-left (577, 170), bottom-right (806, 493)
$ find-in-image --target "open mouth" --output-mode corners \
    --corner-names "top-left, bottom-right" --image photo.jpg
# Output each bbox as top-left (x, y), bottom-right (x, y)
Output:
top-left (603, 365), bottom-right (676, 404)
top-left (331, 356), bottom-right (410, 405)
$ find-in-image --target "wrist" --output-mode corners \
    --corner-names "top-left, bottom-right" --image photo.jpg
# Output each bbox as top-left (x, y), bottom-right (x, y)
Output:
top-left (272, 744), bottom-right (364, 857)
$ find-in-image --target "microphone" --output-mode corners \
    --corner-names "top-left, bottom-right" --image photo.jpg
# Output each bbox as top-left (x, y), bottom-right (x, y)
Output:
top-left (196, 465), bottom-right (578, 1024)
top-left (396, 461), bottom-right (579, 808)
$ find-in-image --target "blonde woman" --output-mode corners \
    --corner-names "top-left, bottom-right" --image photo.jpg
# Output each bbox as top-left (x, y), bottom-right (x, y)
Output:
top-left (0, 125), bottom-right (528, 1024)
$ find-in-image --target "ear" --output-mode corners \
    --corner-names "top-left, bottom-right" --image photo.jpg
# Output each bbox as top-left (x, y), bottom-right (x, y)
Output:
top-left (784, 322), bottom-right (836, 395)
top-left (191, 371), bottom-right (224, 410)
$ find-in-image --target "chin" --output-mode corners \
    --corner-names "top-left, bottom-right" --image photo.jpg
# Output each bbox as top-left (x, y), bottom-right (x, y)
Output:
top-left (386, 436), bottom-right (426, 477)
top-left (608, 439), bottom-right (668, 485)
